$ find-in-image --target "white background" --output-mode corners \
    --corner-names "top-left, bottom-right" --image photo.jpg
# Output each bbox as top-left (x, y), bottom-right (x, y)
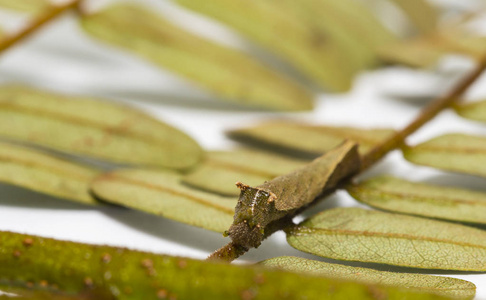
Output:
top-left (1, 0), bottom-right (486, 298)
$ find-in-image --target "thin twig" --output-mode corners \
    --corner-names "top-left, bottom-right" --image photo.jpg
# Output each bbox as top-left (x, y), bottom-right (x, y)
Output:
top-left (360, 56), bottom-right (486, 171)
top-left (209, 54), bottom-right (486, 263)
top-left (0, 0), bottom-right (82, 53)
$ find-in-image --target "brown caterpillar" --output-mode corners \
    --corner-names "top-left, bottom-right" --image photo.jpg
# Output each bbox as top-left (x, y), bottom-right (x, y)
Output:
top-left (227, 140), bottom-right (360, 249)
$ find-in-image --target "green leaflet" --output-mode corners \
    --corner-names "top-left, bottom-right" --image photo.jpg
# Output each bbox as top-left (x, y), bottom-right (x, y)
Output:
top-left (261, 256), bottom-right (476, 299)
top-left (386, 0), bottom-right (438, 34)
top-left (287, 207), bottom-right (486, 271)
top-left (455, 100), bottom-right (486, 123)
top-left (0, 85), bottom-right (202, 170)
top-left (80, 4), bottom-right (312, 112)
top-left (228, 121), bottom-right (395, 157)
top-left (403, 134), bottom-right (486, 178)
top-left (378, 30), bottom-right (486, 68)
top-left (347, 176), bottom-right (486, 225)
top-left (90, 169), bottom-right (236, 233)
top-left (182, 149), bottom-right (308, 197)
top-left (176, 0), bottom-right (395, 91)
top-left (266, 0), bottom-right (375, 73)
top-left (0, 231), bottom-right (448, 300)
top-left (228, 141), bottom-right (360, 249)
top-left (0, 142), bottom-right (98, 205)
top-left (0, 0), bottom-right (49, 13)
top-left (377, 37), bottom-right (445, 68)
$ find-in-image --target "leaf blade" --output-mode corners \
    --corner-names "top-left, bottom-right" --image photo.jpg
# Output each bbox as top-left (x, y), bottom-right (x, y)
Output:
top-left (90, 169), bottom-right (236, 233)
top-left (403, 134), bottom-right (486, 178)
top-left (0, 85), bottom-right (202, 170)
top-left (455, 100), bottom-right (486, 123)
top-left (347, 175), bottom-right (486, 224)
top-left (287, 207), bottom-right (486, 271)
top-left (0, 0), bottom-right (50, 13)
top-left (262, 256), bottom-right (475, 299)
top-left (228, 121), bottom-right (395, 157)
top-left (0, 142), bottom-right (98, 205)
top-left (182, 149), bottom-right (309, 196)
top-left (80, 4), bottom-right (313, 111)
top-left (386, 0), bottom-right (438, 34)
top-left (176, 0), bottom-right (396, 91)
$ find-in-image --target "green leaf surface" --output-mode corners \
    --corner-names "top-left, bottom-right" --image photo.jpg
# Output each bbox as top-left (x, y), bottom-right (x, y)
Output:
top-left (228, 121), bottom-right (395, 157)
top-left (0, 85), bottom-right (202, 170)
top-left (378, 30), bottom-right (486, 68)
top-left (80, 4), bottom-right (313, 111)
top-left (0, 0), bottom-right (49, 13)
top-left (377, 37), bottom-right (445, 68)
top-left (347, 175), bottom-right (486, 224)
top-left (228, 141), bottom-right (360, 249)
top-left (387, 0), bottom-right (438, 34)
top-left (176, 0), bottom-right (395, 91)
top-left (261, 256), bottom-right (475, 299)
top-left (287, 207), bottom-right (486, 271)
top-left (90, 169), bottom-right (236, 233)
top-left (182, 149), bottom-right (308, 196)
top-left (455, 100), bottom-right (486, 123)
top-left (0, 142), bottom-right (98, 205)
top-left (403, 134), bottom-right (486, 178)
top-left (0, 231), bottom-right (448, 299)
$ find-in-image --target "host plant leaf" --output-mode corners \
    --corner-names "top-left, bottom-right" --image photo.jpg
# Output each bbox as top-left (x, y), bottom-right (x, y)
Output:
top-left (403, 134), bottom-right (486, 177)
top-left (287, 207), bottom-right (486, 271)
top-left (228, 141), bottom-right (360, 249)
top-left (377, 37), bottom-right (445, 68)
top-left (347, 175), bottom-right (486, 224)
top-left (228, 121), bottom-right (395, 157)
top-left (0, 231), bottom-right (447, 300)
top-left (90, 169), bottom-right (236, 233)
top-left (0, 85), bottom-right (202, 170)
top-left (387, 0), bottom-right (438, 34)
top-left (378, 30), bottom-right (486, 68)
top-left (0, 142), bottom-right (98, 205)
top-left (0, 0), bottom-right (50, 13)
top-left (80, 4), bottom-right (313, 111)
top-left (455, 100), bottom-right (486, 123)
top-left (182, 149), bottom-right (308, 196)
top-left (176, 0), bottom-right (395, 91)
top-left (262, 256), bottom-right (475, 299)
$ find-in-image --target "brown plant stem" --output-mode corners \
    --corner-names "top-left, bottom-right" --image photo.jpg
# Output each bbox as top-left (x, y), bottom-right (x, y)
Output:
top-left (209, 55), bottom-right (486, 263)
top-left (360, 57), bottom-right (486, 171)
top-left (0, 0), bottom-right (81, 53)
